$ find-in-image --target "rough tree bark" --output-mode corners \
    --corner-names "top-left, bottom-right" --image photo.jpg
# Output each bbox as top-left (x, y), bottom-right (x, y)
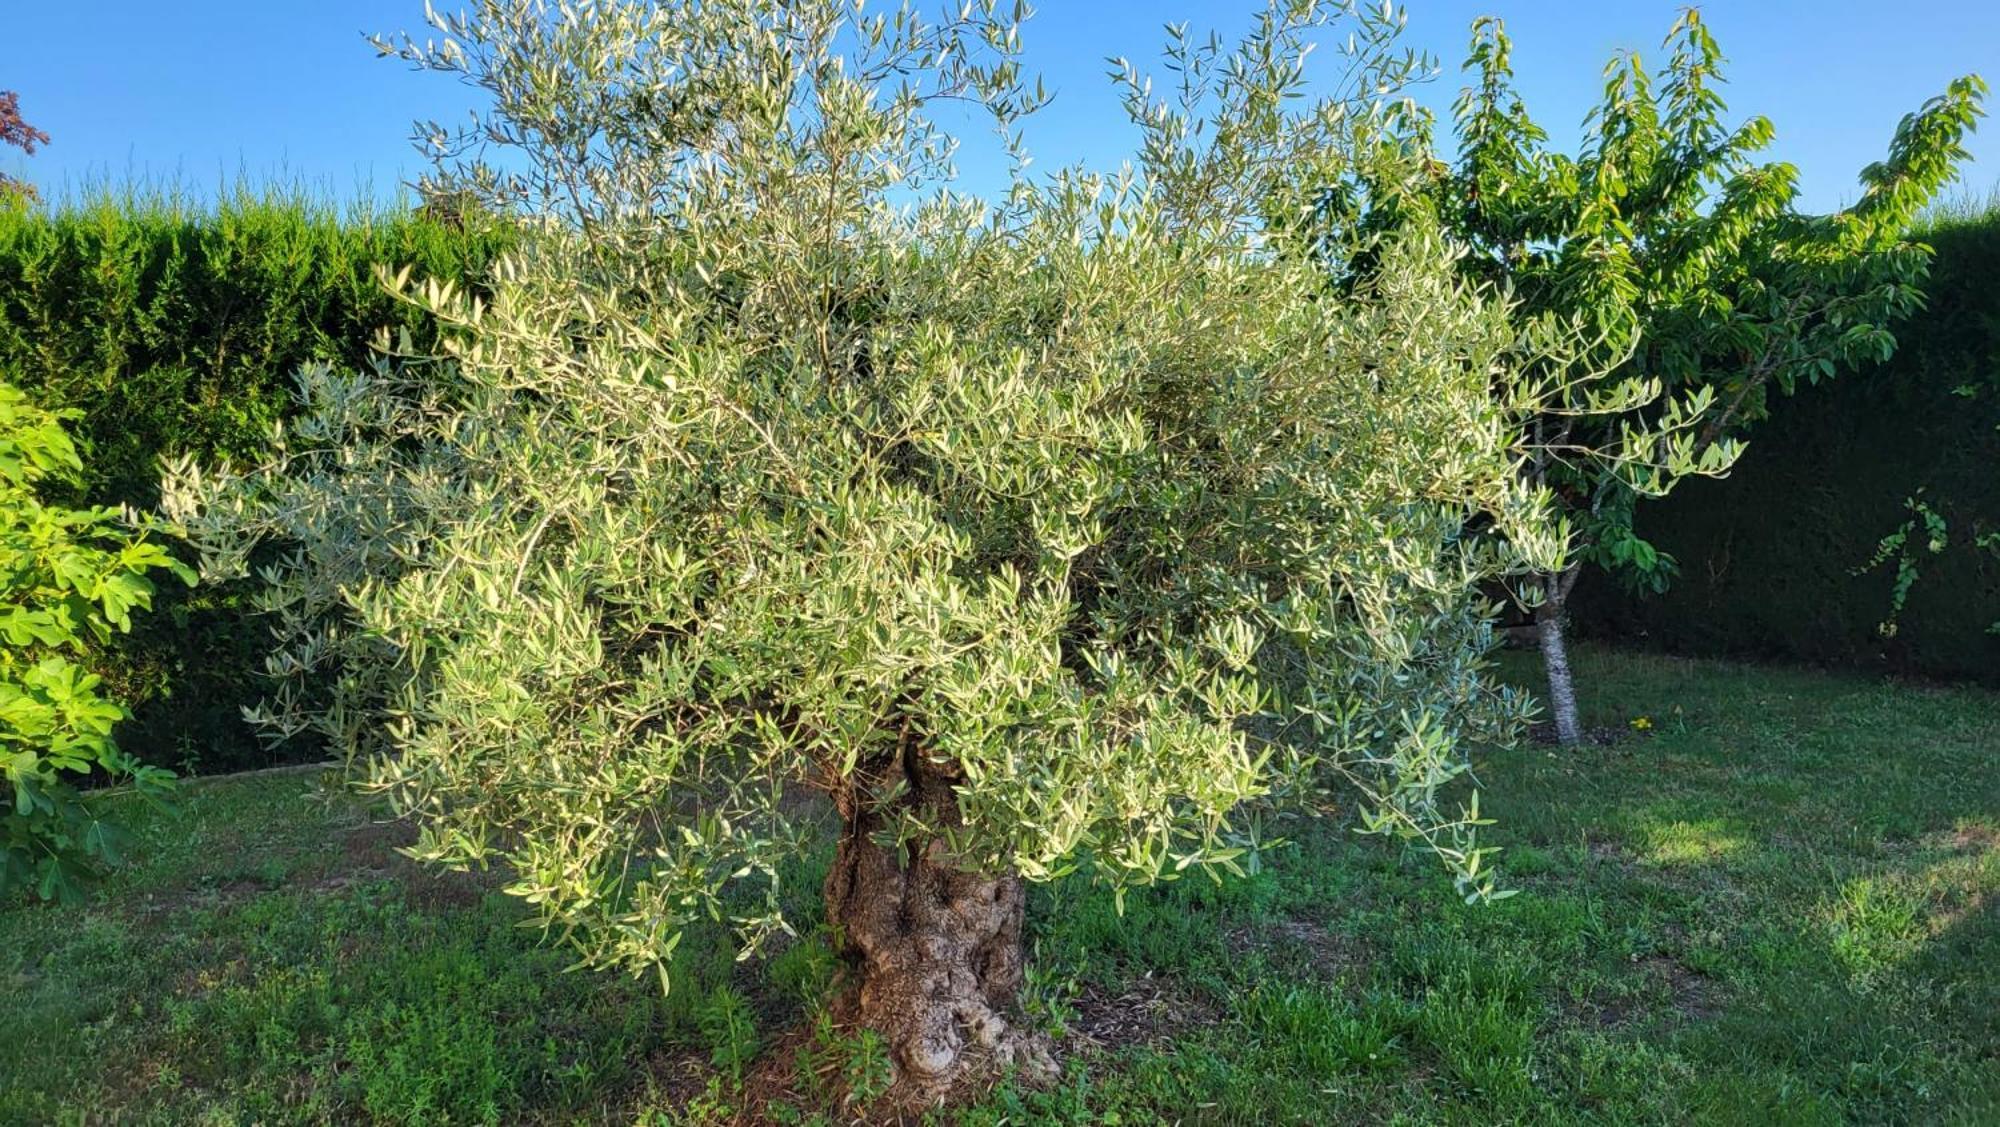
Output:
top-left (823, 743), bottom-right (1055, 1107)
top-left (1536, 565), bottom-right (1583, 747)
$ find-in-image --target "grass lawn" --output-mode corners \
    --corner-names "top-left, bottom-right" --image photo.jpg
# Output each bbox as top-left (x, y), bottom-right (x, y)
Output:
top-left (4, 645), bottom-right (1996, 1124)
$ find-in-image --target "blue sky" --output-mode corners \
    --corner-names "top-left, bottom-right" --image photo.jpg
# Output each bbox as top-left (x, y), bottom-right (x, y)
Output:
top-left (5, 1), bottom-right (1996, 213)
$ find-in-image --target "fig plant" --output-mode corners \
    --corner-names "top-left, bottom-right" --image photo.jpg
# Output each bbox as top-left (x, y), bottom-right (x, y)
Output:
top-left (1, 383), bottom-right (188, 901)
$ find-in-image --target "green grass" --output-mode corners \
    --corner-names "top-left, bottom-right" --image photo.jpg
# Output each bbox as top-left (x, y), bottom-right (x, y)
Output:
top-left (4, 645), bottom-right (1997, 1124)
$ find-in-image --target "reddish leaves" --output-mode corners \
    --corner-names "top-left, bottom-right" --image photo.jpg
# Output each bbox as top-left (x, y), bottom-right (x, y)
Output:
top-left (0, 90), bottom-right (49, 156)
top-left (1, 89), bottom-right (49, 201)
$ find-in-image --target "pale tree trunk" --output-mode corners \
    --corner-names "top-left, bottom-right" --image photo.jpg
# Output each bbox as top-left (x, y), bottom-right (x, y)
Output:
top-left (823, 745), bottom-right (1054, 1108)
top-left (1537, 566), bottom-right (1583, 746)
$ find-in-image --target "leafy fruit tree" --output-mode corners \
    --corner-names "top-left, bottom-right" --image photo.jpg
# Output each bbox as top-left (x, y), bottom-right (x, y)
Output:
top-left (165, 0), bottom-right (1580, 1104)
top-left (0, 90), bottom-right (50, 204)
top-left (1419, 12), bottom-right (1986, 744)
top-left (1, 384), bottom-right (189, 901)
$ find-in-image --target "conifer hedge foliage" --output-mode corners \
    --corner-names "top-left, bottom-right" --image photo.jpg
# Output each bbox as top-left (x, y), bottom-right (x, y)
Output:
top-left (0, 192), bottom-right (510, 768)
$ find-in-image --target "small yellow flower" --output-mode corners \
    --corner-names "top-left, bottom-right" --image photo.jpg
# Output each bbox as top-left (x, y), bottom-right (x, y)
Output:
top-left (1630, 716), bottom-right (1653, 731)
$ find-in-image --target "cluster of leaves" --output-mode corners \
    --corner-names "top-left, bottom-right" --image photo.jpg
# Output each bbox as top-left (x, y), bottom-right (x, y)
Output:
top-left (1853, 368), bottom-right (2000, 642)
top-left (165, 0), bottom-right (1583, 990)
top-left (0, 383), bottom-right (190, 901)
top-left (1854, 494), bottom-right (1952, 639)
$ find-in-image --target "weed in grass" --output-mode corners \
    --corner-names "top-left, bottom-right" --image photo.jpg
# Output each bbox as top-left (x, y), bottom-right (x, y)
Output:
top-left (343, 996), bottom-right (507, 1124)
top-left (765, 929), bottom-right (839, 1012)
top-left (695, 984), bottom-right (761, 1089)
top-left (794, 1010), bottom-right (895, 1112)
top-left (1413, 977), bottom-right (1539, 1110)
top-left (1825, 874), bottom-right (1930, 983)
top-left (1020, 942), bottom-right (1083, 1039)
top-left (1236, 983), bottom-right (1406, 1075)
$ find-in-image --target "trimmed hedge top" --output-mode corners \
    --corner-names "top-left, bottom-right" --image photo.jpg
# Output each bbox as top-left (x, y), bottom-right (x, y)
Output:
top-left (0, 189), bottom-right (510, 508)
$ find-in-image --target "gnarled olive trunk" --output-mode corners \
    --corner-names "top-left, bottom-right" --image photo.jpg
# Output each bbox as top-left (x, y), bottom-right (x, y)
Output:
top-left (823, 749), bottom-right (1054, 1105)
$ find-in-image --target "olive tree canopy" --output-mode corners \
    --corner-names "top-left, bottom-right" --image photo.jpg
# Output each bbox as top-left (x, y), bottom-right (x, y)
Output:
top-left (166, 0), bottom-right (1582, 1103)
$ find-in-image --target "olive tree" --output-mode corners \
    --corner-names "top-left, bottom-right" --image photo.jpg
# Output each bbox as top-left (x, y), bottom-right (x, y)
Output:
top-left (1422, 13), bottom-right (1986, 744)
top-left (165, 0), bottom-right (1575, 1103)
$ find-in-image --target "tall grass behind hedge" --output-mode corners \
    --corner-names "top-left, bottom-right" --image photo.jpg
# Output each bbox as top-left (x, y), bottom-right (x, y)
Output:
top-left (1575, 193), bottom-right (2000, 681)
top-left (0, 186), bottom-right (510, 771)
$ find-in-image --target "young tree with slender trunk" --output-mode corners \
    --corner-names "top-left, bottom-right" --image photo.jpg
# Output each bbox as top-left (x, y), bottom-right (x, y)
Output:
top-left (1428, 13), bottom-right (1985, 744)
top-left (166, 0), bottom-right (1580, 1108)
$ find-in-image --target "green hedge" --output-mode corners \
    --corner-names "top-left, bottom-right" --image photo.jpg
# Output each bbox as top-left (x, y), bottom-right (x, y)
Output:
top-left (0, 189), bottom-right (509, 770)
top-left (1575, 206), bottom-right (2000, 683)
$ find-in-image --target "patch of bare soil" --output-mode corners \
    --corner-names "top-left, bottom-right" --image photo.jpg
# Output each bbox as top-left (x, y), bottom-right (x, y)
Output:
top-left (1931, 889), bottom-right (1992, 938)
top-left (133, 874), bottom-right (281, 919)
top-left (1642, 954), bottom-right (1722, 1021)
top-left (338, 816), bottom-right (412, 861)
top-left (734, 1020), bottom-right (866, 1126)
top-left (1225, 916), bottom-right (1371, 983)
top-left (1582, 838), bottom-right (1645, 880)
top-left (1948, 824), bottom-right (2000, 854)
top-left (1068, 971), bottom-right (1222, 1052)
top-left (724, 1014), bottom-right (1018, 1127)
top-left (1572, 953), bottom-right (1720, 1031)
top-left (643, 975), bottom-right (1070, 1127)
top-left (329, 817), bottom-right (506, 909)
top-left (635, 1042), bottom-right (731, 1117)
top-left (619, 964), bottom-right (1211, 1124)
top-left (1585, 838), bottom-right (1628, 862)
